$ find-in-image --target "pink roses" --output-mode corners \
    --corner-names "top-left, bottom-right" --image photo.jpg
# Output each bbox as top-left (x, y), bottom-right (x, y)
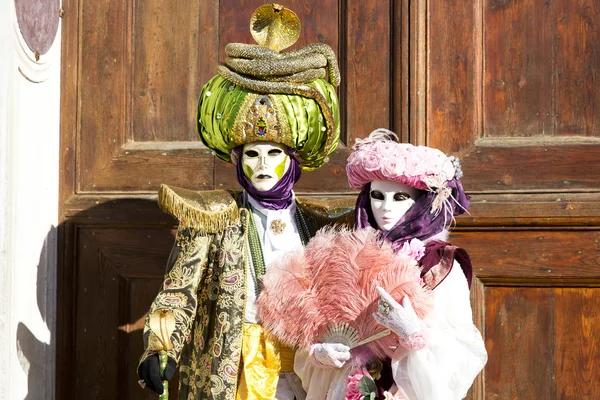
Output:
top-left (397, 238), bottom-right (425, 262)
top-left (345, 373), bottom-right (365, 400)
top-left (346, 131), bottom-right (459, 191)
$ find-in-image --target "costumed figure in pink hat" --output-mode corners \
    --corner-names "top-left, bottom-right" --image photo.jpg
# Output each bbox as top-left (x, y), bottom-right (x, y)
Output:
top-left (258, 129), bottom-right (487, 399)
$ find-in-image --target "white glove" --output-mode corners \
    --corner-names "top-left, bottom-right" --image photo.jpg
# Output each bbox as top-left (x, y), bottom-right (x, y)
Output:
top-left (373, 286), bottom-right (429, 350)
top-left (309, 342), bottom-right (351, 368)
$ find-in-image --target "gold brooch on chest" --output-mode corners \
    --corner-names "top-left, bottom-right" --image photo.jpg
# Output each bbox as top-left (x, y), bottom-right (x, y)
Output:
top-left (269, 219), bottom-right (286, 235)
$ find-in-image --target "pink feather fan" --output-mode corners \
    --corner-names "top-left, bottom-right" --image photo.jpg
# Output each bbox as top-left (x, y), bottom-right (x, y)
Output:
top-left (257, 227), bottom-right (433, 361)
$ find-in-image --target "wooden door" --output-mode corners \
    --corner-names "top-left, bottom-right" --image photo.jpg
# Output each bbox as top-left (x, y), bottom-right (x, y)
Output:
top-left (420, 0), bottom-right (600, 398)
top-left (58, 1), bottom-right (405, 398)
top-left (59, 0), bottom-right (600, 398)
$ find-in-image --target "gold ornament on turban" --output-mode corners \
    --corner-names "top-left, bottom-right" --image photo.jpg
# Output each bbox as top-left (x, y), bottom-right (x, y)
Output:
top-left (197, 4), bottom-right (341, 171)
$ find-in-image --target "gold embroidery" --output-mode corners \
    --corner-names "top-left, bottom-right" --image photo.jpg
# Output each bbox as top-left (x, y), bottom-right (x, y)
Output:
top-left (140, 200), bottom-right (262, 399)
top-left (233, 93), bottom-right (258, 145)
top-left (233, 94), bottom-right (293, 148)
top-left (158, 184), bottom-right (240, 233)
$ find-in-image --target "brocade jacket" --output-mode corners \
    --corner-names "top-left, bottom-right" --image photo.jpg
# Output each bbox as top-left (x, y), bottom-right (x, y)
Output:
top-left (139, 184), bottom-right (353, 400)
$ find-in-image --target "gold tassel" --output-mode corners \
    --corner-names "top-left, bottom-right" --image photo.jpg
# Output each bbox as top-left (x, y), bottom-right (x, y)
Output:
top-left (296, 196), bottom-right (355, 229)
top-left (158, 184), bottom-right (240, 233)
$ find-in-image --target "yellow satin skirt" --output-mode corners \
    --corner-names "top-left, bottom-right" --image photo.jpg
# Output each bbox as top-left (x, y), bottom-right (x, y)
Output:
top-left (236, 323), bottom-right (295, 400)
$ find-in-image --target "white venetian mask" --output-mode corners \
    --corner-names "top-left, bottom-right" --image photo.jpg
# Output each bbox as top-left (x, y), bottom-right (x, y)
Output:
top-left (242, 141), bottom-right (291, 191)
top-left (370, 180), bottom-right (422, 231)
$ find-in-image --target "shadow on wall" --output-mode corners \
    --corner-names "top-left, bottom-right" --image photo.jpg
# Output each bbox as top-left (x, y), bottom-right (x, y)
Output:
top-left (16, 226), bottom-right (56, 400)
top-left (22, 200), bottom-right (178, 399)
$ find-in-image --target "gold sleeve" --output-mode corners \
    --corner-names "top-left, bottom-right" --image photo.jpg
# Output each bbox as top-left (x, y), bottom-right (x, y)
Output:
top-left (139, 225), bottom-right (211, 365)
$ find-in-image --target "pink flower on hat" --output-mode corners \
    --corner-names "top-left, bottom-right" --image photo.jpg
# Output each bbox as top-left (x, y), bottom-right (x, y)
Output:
top-left (346, 128), bottom-right (460, 191)
top-left (395, 145), bottom-right (412, 158)
top-left (441, 158), bottom-right (456, 180)
top-left (361, 150), bottom-right (383, 171)
top-left (382, 156), bottom-right (406, 177)
top-left (405, 152), bottom-right (427, 178)
top-left (425, 150), bottom-right (446, 172)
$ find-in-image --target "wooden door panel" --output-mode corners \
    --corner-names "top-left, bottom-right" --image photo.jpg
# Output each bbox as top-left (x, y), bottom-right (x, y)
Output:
top-left (463, 192), bottom-right (600, 227)
top-left (131, 0), bottom-right (215, 143)
top-left (77, 0), bottom-right (127, 190)
top-left (461, 140), bottom-right (600, 192)
top-left (424, 0), bottom-right (600, 398)
top-left (345, 1), bottom-right (393, 144)
top-left (482, 286), bottom-right (600, 399)
top-left (74, 226), bottom-right (175, 399)
top-left (484, 287), bottom-right (556, 399)
top-left (555, 2), bottom-right (600, 136)
top-left (452, 230), bottom-right (600, 399)
top-left (426, 0), bottom-right (600, 193)
top-left (482, 0), bottom-right (600, 137)
top-left (428, 0), bottom-right (600, 143)
top-left (484, 0), bottom-right (555, 137)
top-left (85, 143), bottom-right (214, 192)
top-left (452, 230), bottom-right (600, 284)
top-left (554, 288), bottom-right (599, 399)
top-left (77, 0), bottom-right (217, 193)
top-left (426, 0), bottom-right (478, 152)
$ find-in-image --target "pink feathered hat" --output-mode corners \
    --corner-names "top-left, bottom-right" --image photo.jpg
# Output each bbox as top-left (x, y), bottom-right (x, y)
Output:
top-left (346, 128), bottom-right (463, 192)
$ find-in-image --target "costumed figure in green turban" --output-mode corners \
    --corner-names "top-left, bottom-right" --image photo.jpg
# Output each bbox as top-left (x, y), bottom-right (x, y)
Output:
top-left (137, 4), bottom-right (352, 400)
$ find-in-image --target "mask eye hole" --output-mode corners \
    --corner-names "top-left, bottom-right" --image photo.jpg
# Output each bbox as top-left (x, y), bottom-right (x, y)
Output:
top-left (370, 190), bottom-right (384, 201)
top-left (244, 150), bottom-right (259, 158)
top-left (268, 149), bottom-right (283, 156)
top-left (393, 192), bottom-right (410, 201)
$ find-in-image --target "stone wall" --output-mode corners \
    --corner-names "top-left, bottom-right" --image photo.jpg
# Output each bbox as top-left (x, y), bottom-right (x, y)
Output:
top-left (0, 0), bottom-right (61, 397)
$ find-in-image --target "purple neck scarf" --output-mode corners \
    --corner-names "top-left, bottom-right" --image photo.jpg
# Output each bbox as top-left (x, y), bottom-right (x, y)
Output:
top-left (354, 179), bottom-right (470, 251)
top-left (233, 146), bottom-right (301, 211)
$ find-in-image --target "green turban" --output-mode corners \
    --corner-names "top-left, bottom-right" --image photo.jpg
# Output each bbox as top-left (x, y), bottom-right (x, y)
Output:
top-left (196, 5), bottom-right (341, 171)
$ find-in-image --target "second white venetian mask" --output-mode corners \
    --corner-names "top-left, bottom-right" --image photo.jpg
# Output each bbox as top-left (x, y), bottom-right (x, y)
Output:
top-left (370, 180), bottom-right (422, 231)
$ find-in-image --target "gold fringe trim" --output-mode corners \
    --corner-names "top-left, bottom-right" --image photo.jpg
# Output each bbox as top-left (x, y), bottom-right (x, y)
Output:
top-left (158, 184), bottom-right (240, 233)
top-left (296, 196), bottom-right (355, 229)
